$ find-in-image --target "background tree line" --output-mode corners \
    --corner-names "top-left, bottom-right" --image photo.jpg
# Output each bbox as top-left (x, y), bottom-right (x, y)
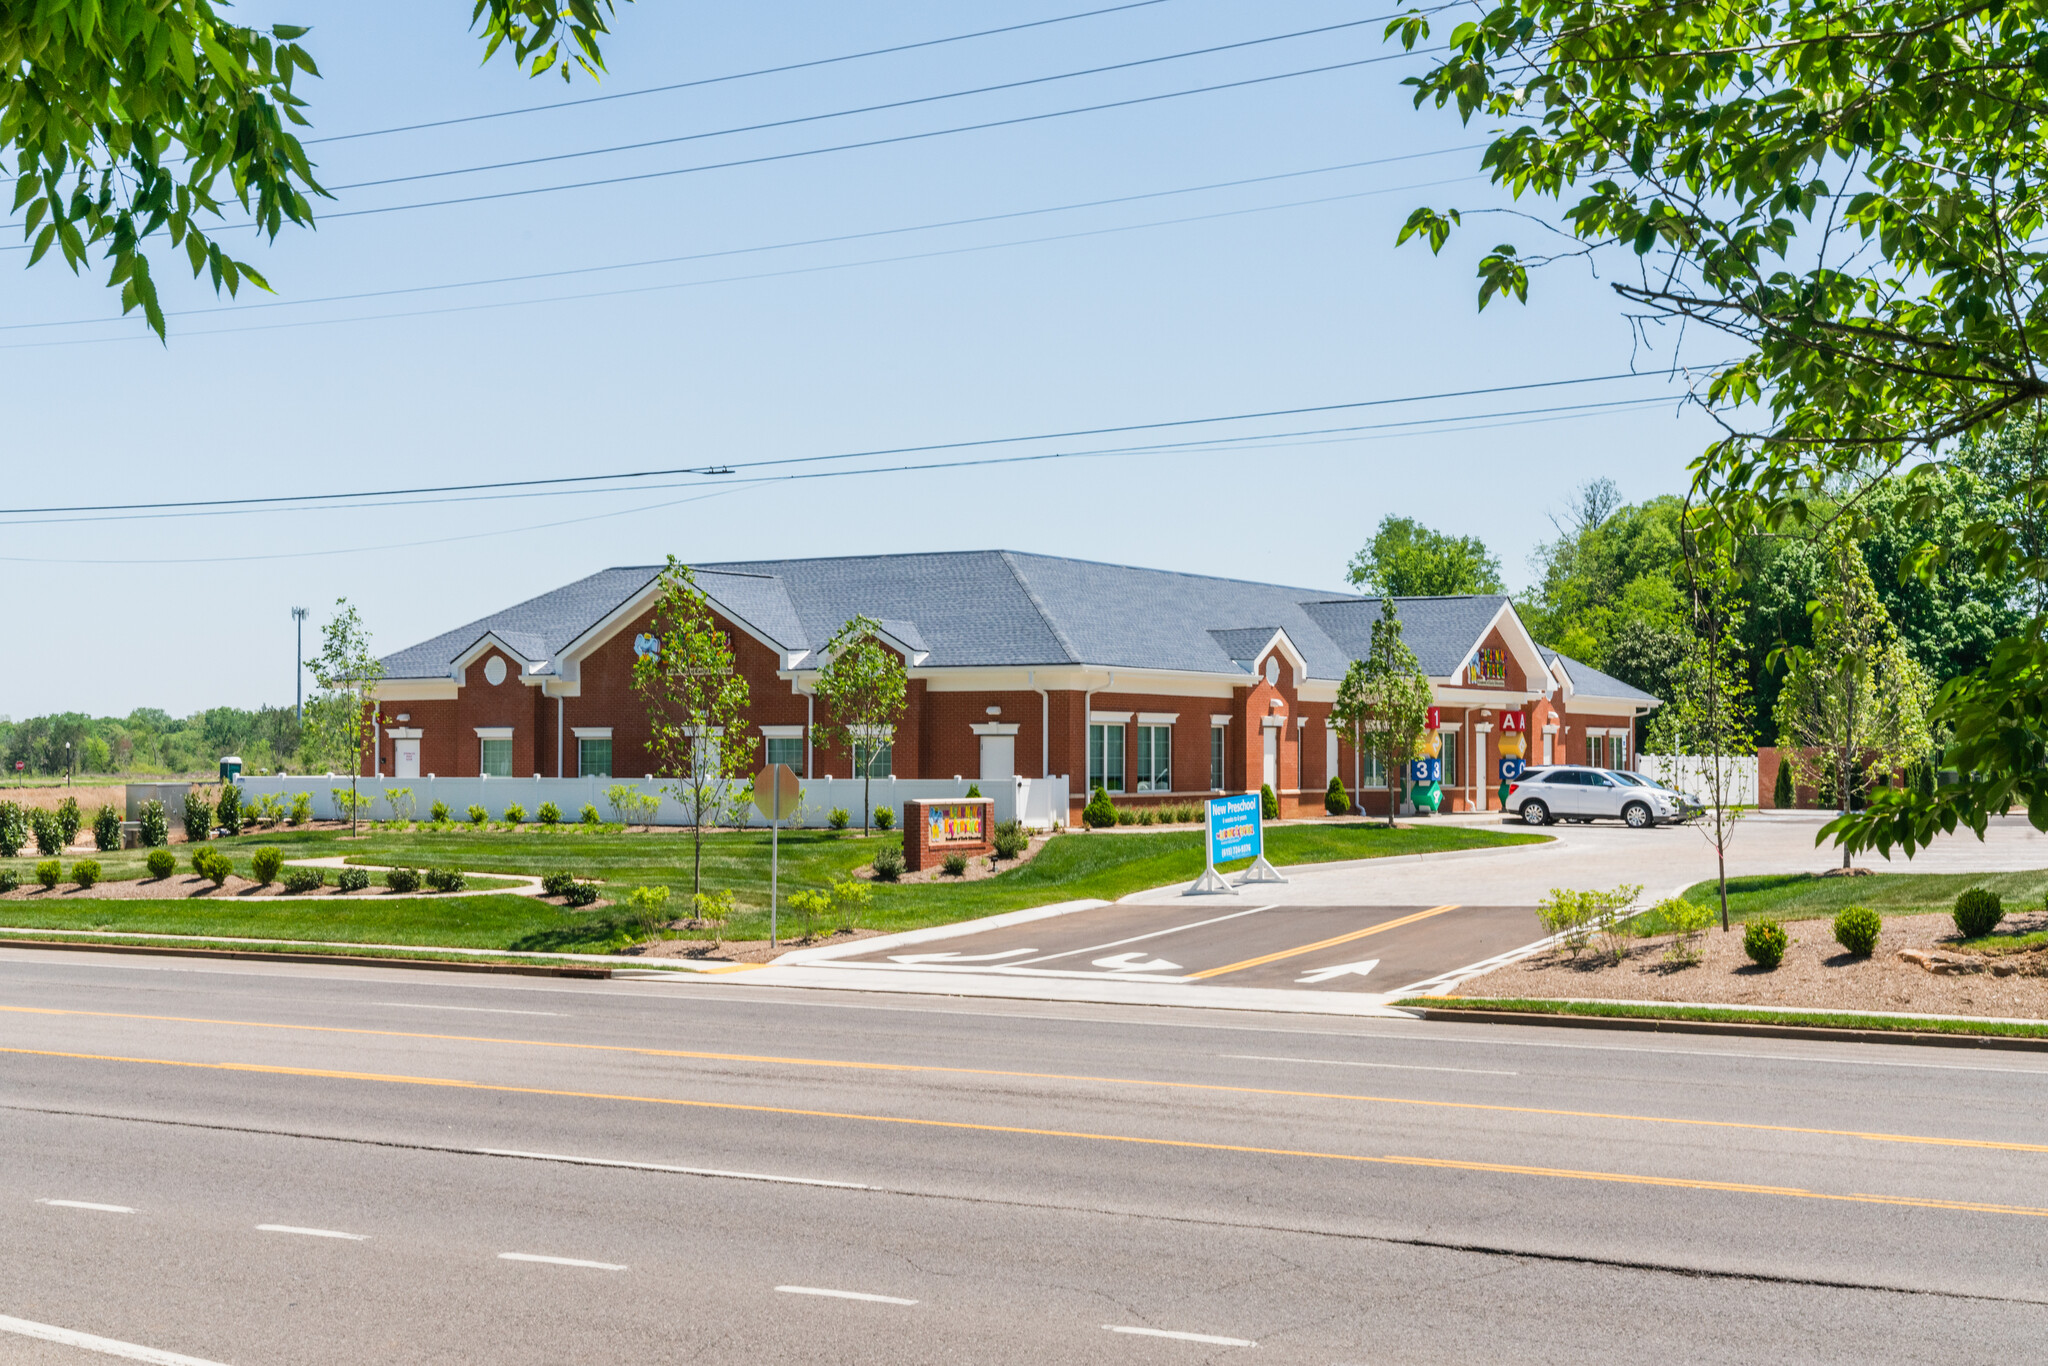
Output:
top-left (0, 705), bottom-right (303, 778)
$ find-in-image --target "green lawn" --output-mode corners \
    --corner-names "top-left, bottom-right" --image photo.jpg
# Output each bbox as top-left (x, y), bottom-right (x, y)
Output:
top-left (1403, 997), bottom-right (2048, 1040)
top-left (1677, 870), bottom-right (2048, 925)
top-left (0, 820), bottom-right (1542, 951)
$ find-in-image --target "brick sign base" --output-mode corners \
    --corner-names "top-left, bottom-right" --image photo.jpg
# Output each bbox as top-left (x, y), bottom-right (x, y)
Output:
top-left (903, 797), bottom-right (995, 872)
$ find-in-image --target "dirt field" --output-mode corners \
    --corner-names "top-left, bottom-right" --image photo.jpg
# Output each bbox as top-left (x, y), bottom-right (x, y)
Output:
top-left (0, 784), bottom-right (130, 816)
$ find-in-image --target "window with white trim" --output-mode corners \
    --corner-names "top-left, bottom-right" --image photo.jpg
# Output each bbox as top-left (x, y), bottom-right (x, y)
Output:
top-left (1134, 724), bottom-right (1171, 792)
top-left (765, 734), bottom-right (804, 774)
top-left (1209, 726), bottom-right (1226, 790)
top-left (577, 737), bottom-right (612, 777)
top-left (480, 737), bottom-right (513, 777)
top-left (852, 740), bottom-right (892, 778)
top-left (1088, 723), bottom-right (1125, 793)
top-left (1440, 730), bottom-right (1460, 788)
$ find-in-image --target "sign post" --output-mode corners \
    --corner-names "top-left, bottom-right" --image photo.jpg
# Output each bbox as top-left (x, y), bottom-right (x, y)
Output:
top-left (1186, 792), bottom-right (1288, 895)
top-left (751, 763), bottom-right (801, 947)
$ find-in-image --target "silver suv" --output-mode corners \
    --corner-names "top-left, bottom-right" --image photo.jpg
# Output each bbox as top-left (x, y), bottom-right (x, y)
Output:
top-left (1507, 765), bottom-right (1681, 828)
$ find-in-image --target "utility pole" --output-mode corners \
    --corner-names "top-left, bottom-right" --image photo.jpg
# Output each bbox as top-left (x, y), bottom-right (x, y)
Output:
top-left (292, 606), bottom-right (309, 721)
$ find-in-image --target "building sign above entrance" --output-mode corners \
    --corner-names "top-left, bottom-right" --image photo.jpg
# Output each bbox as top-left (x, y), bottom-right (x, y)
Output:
top-left (1466, 647), bottom-right (1507, 686)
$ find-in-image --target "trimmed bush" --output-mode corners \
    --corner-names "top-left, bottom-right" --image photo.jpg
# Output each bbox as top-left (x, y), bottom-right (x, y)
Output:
top-left (1954, 887), bottom-right (2004, 939)
top-left (215, 784), bottom-right (242, 837)
top-left (467, 804), bottom-right (488, 825)
top-left (31, 808), bottom-right (63, 857)
top-left (1772, 759), bottom-right (1795, 809)
top-left (145, 848), bottom-right (176, 880)
top-left (872, 805), bottom-right (894, 831)
top-left (71, 858), bottom-right (101, 890)
top-left (282, 867), bottom-right (325, 895)
top-left (251, 848), bottom-right (284, 885)
top-left (542, 870), bottom-right (576, 897)
top-left (430, 800), bottom-right (450, 823)
top-left (964, 784), bottom-right (982, 799)
top-left (1083, 787), bottom-right (1117, 829)
top-left (384, 867), bottom-right (422, 893)
top-left (503, 803), bottom-right (526, 825)
top-left (92, 804), bottom-right (120, 852)
top-left (1114, 805), bottom-right (1135, 826)
top-left (1743, 918), bottom-right (1789, 970)
top-left (828, 807), bottom-right (850, 831)
top-left (0, 870), bottom-right (17, 893)
top-left (1261, 784), bottom-right (1280, 820)
top-left (871, 843), bottom-right (905, 882)
top-left (941, 852), bottom-right (968, 877)
top-left (36, 858), bottom-right (62, 889)
top-left (183, 791), bottom-right (214, 843)
top-left (563, 882), bottom-right (599, 907)
top-left (992, 820), bottom-right (1028, 859)
top-left (425, 867), bottom-right (468, 893)
top-left (191, 846), bottom-right (233, 887)
top-left (580, 804), bottom-right (601, 826)
top-left (1325, 775), bottom-right (1350, 816)
top-left (1833, 905), bottom-right (1882, 956)
top-left (139, 799), bottom-right (169, 848)
top-left (289, 792), bottom-right (312, 826)
top-left (1136, 808), bottom-right (1156, 826)
top-left (336, 867), bottom-right (371, 893)
top-left (538, 801), bottom-right (562, 826)
top-left (0, 801), bottom-right (25, 857)
top-left (55, 796), bottom-right (82, 846)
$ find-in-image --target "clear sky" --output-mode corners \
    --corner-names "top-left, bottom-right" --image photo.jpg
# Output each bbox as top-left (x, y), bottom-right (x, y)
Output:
top-left (1, 0), bottom-right (1720, 719)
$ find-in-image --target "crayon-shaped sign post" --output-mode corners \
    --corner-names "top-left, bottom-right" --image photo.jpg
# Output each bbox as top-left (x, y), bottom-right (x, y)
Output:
top-left (1185, 792), bottom-right (1288, 895)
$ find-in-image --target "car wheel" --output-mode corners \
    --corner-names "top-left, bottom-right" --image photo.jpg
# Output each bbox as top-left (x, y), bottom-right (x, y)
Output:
top-left (1623, 801), bottom-right (1653, 829)
top-left (1519, 799), bottom-right (1549, 827)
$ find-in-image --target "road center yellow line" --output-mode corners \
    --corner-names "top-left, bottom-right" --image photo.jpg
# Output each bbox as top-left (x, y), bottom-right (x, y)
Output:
top-left (1186, 904), bottom-right (1462, 979)
top-left (4, 1043), bottom-right (2045, 1221)
top-left (2, 1004), bottom-right (2043, 1156)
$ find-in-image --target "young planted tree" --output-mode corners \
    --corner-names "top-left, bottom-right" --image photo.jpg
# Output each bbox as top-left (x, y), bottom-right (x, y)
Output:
top-left (632, 557), bottom-right (754, 903)
top-left (301, 599), bottom-right (382, 837)
top-left (811, 615), bottom-right (908, 837)
top-left (1333, 595), bottom-right (1434, 828)
top-left (1775, 531), bottom-right (1933, 868)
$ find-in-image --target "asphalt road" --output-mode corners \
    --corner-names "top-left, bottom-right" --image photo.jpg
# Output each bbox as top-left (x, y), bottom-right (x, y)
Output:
top-left (5, 949), bottom-right (2048, 1363)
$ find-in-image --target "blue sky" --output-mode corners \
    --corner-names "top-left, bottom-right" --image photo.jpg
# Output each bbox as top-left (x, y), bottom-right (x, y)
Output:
top-left (1, 0), bottom-right (1719, 718)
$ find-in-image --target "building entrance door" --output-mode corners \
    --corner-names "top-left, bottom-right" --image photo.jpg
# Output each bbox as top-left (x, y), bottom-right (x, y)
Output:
top-left (393, 734), bottom-right (421, 779)
top-left (1262, 726), bottom-right (1278, 791)
top-left (978, 735), bottom-right (1014, 782)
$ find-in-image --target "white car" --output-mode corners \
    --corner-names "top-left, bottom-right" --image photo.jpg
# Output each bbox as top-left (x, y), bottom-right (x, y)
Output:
top-left (1506, 765), bottom-right (1683, 828)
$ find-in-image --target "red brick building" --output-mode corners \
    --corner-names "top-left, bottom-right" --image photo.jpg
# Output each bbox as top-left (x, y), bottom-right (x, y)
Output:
top-left (369, 552), bottom-right (1659, 821)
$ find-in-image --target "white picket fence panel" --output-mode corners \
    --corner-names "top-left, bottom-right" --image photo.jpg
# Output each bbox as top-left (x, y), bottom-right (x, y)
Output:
top-left (1635, 754), bottom-right (1758, 806)
top-left (231, 773), bottom-right (1070, 830)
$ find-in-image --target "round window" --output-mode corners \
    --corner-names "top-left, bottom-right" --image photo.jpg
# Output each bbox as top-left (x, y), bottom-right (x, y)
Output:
top-left (1263, 657), bottom-right (1281, 686)
top-left (484, 655), bottom-right (507, 686)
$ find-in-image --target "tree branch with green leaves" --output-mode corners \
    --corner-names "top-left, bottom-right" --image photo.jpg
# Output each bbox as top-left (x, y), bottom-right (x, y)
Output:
top-left (810, 615), bottom-right (908, 839)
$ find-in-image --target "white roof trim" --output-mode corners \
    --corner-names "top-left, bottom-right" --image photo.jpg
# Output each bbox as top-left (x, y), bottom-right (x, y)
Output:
top-left (759, 724), bottom-right (805, 738)
top-left (571, 727), bottom-right (613, 739)
top-left (474, 727), bottom-right (513, 739)
top-left (1448, 601), bottom-right (1549, 696)
top-left (1209, 714), bottom-right (1233, 726)
top-left (1089, 711), bottom-right (1133, 724)
top-left (970, 722), bottom-right (1021, 737)
top-left (1249, 628), bottom-right (1310, 680)
top-left (1136, 712), bottom-right (1179, 724)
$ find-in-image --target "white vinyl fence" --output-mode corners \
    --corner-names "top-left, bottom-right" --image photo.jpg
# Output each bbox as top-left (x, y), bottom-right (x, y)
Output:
top-left (232, 773), bottom-right (1070, 830)
top-left (1635, 754), bottom-right (1758, 807)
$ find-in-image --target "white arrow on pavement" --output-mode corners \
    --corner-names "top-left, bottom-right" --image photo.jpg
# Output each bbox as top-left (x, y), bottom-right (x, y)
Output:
top-left (1295, 958), bottom-right (1380, 985)
top-left (1090, 952), bottom-right (1182, 973)
top-left (887, 948), bottom-right (1036, 965)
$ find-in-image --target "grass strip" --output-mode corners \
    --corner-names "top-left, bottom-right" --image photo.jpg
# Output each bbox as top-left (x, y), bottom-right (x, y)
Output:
top-left (1399, 996), bottom-right (2048, 1040)
top-left (0, 929), bottom-right (648, 973)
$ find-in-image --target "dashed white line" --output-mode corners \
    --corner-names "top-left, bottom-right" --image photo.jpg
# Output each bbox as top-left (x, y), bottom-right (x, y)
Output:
top-left (1221, 1053), bottom-right (1517, 1076)
top-left (1106, 1325), bottom-right (1256, 1346)
top-left (257, 1225), bottom-right (367, 1241)
top-left (371, 1003), bottom-right (563, 1015)
top-left (776, 1286), bottom-right (918, 1305)
top-left (498, 1253), bottom-right (627, 1271)
top-left (0, 1313), bottom-right (230, 1364)
top-left (477, 1147), bottom-right (868, 1189)
top-left (37, 1200), bottom-right (135, 1213)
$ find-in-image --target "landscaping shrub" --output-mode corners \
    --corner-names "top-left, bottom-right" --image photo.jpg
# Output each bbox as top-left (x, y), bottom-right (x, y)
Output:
top-left (191, 846), bottom-right (233, 887)
top-left (828, 807), bottom-right (850, 832)
top-left (563, 882), bottom-right (599, 908)
top-left (542, 870), bottom-right (576, 897)
top-left (92, 804), bottom-right (120, 852)
top-left (941, 852), bottom-right (968, 876)
top-left (1083, 787), bottom-right (1116, 829)
top-left (334, 866), bottom-right (368, 893)
top-left (964, 784), bottom-right (982, 799)
top-left (139, 800), bottom-right (169, 847)
top-left (0, 801), bottom-right (25, 857)
top-left (430, 800), bottom-right (450, 823)
top-left (786, 888), bottom-right (830, 939)
top-left (250, 848), bottom-right (284, 885)
top-left (55, 796), bottom-right (82, 846)
top-left (1114, 805), bottom-right (1135, 826)
top-left (580, 803), bottom-right (601, 826)
top-left (145, 849), bottom-right (176, 880)
top-left (1261, 784), bottom-right (1279, 820)
top-left (182, 791), bottom-right (214, 843)
top-left (1537, 885), bottom-right (1644, 961)
top-left (1137, 808), bottom-right (1156, 826)
top-left (1326, 775), bottom-right (1350, 816)
top-left (992, 820), bottom-right (1028, 859)
top-left (538, 801), bottom-right (562, 826)
top-left (289, 792), bottom-right (312, 826)
top-left (71, 858), bottom-right (101, 890)
top-left (828, 878), bottom-right (871, 931)
top-left (383, 788), bottom-right (416, 822)
top-left (36, 859), bottom-right (62, 889)
top-left (503, 803), bottom-right (526, 825)
top-left (692, 887), bottom-right (736, 925)
top-left (384, 867), bottom-right (422, 893)
top-left (625, 885), bottom-right (673, 940)
top-left (1954, 887), bottom-right (2004, 939)
top-left (215, 784), bottom-right (242, 837)
top-left (30, 807), bottom-right (63, 856)
top-left (1772, 760), bottom-right (1795, 809)
top-left (872, 805), bottom-right (894, 831)
top-left (425, 867), bottom-right (468, 893)
top-left (0, 870), bottom-right (17, 893)
top-left (872, 843), bottom-right (905, 882)
top-left (282, 867), bottom-right (325, 895)
top-left (1833, 905), bottom-right (1883, 957)
top-left (1744, 919), bottom-right (1789, 970)
top-left (1657, 897), bottom-right (1716, 966)
top-left (467, 804), bottom-right (489, 825)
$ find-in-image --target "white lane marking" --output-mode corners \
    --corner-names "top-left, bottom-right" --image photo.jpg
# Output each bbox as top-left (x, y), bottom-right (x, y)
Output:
top-left (499, 1253), bottom-right (626, 1271)
top-left (477, 1148), bottom-right (868, 1189)
top-left (0, 1313), bottom-right (230, 1365)
top-left (1091, 952), bottom-right (1182, 973)
top-left (1012, 904), bottom-right (1277, 966)
top-left (1106, 1325), bottom-right (1255, 1346)
top-left (369, 1002), bottom-right (563, 1016)
top-left (1222, 1053), bottom-right (1517, 1076)
top-left (257, 1225), bottom-right (367, 1241)
top-left (1294, 957), bottom-right (1379, 985)
top-left (776, 1286), bottom-right (917, 1305)
top-left (887, 948), bottom-right (1037, 965)
top-left (37, 1200), bottom-right (135, 1213)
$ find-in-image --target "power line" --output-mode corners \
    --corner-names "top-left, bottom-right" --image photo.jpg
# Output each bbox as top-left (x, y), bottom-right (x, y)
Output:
top-left (3, 367), bottom-right (1720, 519)
top-left (307, 0), bottom-right (1191, 145)
top-left (0, 149), bottom-right (1479, 334)
top-left (327, 18), bottom-right (1395, 193)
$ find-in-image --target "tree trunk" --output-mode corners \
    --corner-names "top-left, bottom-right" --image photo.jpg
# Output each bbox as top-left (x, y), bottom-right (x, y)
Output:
top-left (863, 763), bottom-right (872, 839)
top-left (692, 803), bottom-right (703, 902)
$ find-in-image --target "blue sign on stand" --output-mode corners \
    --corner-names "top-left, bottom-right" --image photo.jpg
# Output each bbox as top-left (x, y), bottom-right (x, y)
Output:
top-left (1409, 757), bottom-right (1441, 785)
top-left (1207, 792), bottom-right (1263, 865)
top-left (1500, 757), bottom-right (1525, 781)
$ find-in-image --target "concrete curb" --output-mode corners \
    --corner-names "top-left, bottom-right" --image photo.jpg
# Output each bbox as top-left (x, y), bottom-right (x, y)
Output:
top-left (0, 937), bottom-right (613, 978)
top-left (1401, 1004), bottom-right (2048, 1051)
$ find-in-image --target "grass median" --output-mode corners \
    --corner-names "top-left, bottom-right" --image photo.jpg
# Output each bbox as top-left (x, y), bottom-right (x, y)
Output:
top-left (1400, 996), bottom-right (2048, 1040)
top-left (1676, 869), bottom-right (2048, 926)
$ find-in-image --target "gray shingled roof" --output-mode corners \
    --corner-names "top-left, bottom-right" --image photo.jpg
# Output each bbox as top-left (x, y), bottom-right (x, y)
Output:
top-left (1299, 596), bottom-right (1510, 678)
top-left (1542, 647), bottom-right (1660, 704)
top-left (381, 566), bottom-right (662, 680)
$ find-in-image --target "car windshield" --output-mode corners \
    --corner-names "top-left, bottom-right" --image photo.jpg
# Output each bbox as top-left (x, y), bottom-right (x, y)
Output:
top-left (1608, 771), bottom-right (1648, 786)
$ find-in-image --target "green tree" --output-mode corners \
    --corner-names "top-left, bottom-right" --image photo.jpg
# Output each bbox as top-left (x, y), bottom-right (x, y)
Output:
top-left (1333, 596), bottom-right (1434, 827)
top-left (4, 2), bottom-right (634, 337)
top-left (811, 615), bottom-right (909, 837)
top-left (301, 599), bottom-right (382, 836)
top-left (1520, 482), bottom-right (1688, 698)
top-left (1347, 516), bottom-right (1503, 597)
top-left (632, 557), bottom-right (755, 902)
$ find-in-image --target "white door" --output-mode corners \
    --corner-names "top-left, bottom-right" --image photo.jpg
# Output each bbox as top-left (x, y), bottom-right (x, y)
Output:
top-left (1262, 727), bottom-right (1278, 790)
top-left (978, 735), bottom-right (1015, 782)
top-left (393, 737), bottom-right (421, 779)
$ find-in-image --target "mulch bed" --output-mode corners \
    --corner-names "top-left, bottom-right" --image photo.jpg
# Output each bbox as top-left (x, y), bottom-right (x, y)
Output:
top-left (856, 834), bottom-right (1053, 885)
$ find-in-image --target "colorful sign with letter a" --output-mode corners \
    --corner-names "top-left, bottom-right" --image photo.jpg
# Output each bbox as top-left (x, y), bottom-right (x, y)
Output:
top-left (926, 802), bottom-right (986, 845)
top-left (1207, 793), bottom-right (1263, 865)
